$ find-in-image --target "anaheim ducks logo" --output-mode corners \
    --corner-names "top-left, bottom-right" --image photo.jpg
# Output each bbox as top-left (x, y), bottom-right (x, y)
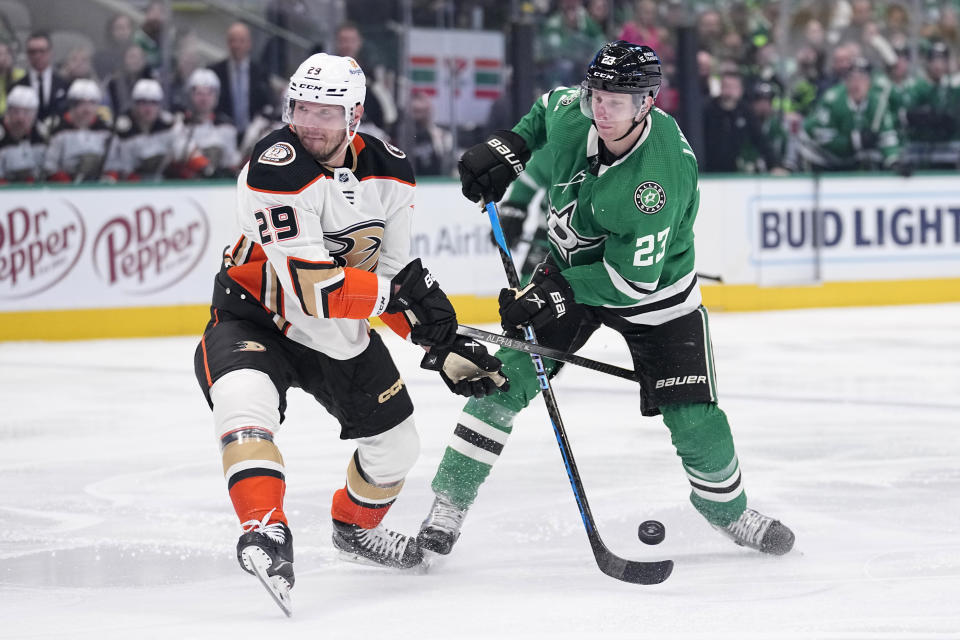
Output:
top-left (233, 340), bottom-right (267, 352)
top-left (323, 220), bottom-right (384, 271)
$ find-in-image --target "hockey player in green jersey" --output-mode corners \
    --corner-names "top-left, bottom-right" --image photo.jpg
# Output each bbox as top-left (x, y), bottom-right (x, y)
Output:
top-left (798, 57), bottom-right (901, 171)
top-left (418, 41), bottom-right (795, 560)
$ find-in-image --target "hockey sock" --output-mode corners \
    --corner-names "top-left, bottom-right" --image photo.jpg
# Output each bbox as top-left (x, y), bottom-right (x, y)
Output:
top-left (221, 427), bottom-right (287, 526)
top-left (430, 344), bottom-right (561, 508)
top-left (431, 401), bottom-right (517, 509)
top-left (331, 450), bottom-right (403, 529)
top-left (660, 402), bottom-right (746, 527)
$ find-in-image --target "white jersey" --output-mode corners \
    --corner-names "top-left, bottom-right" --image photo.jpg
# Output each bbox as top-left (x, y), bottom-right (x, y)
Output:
top-left (105, 110), bottom-right (178, 180)
top-left (0, 122), bottom-right (46, 182)
top-left (42, 114), bottom-right (113, 181)
top-left (214, 127), bottom-right (416, 359)
top-left (173, 111), bottom-right (240, 175)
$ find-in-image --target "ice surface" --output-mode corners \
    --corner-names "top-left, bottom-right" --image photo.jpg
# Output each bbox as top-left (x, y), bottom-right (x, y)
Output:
top-left (1, 304), bottom-right (958, 639)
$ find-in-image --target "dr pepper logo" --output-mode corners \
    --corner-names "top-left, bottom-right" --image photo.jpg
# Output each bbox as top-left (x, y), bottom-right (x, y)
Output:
top-left (0, 203), bottom-right (86, 299)
top-left (92, 200), bottom-right (209, 293)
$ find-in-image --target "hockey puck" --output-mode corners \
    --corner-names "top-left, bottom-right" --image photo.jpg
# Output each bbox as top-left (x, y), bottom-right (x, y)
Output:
top-left (638, 520), bottom-right (665, 545)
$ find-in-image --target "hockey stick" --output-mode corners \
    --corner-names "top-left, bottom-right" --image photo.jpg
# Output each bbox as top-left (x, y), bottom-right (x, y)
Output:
top-left (456, 325), bottom-right (638, 382)
top-left (485, 199), bottom-right (673, 585)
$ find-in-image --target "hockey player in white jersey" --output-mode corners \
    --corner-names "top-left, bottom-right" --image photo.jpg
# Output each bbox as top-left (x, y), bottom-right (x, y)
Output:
top-left (170, 69), bottom-right (240, 178)
top-left (193, 53), bottom-right (508, 616)
top-left (41, 79), bottom-right (113, 182)
top-left (0, 86), bottom-right (47, 183)
top-left (106, 79), bottom-right (177, 181)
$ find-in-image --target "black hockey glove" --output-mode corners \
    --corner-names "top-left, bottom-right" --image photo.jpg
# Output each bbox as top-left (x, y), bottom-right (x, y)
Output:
top-left (458, 130), bottom-right (531, 203)
top-left (421, 336), bottom-right (510, 398)
top-left (489, 201), bottom-right (528, 250)
top-left (498, 262), bottom-right (577, 332)
top-left (386, 258), bottom-right (457, 347)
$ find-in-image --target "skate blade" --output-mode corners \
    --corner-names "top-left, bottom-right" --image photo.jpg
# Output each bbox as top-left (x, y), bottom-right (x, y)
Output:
top-left (336, 549), bottom-right (428, 574)
top-left (241, 547), bottom-right (293, 617)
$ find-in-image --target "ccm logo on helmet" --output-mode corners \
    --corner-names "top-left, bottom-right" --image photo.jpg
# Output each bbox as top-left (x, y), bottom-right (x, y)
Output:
top-left (655, 375), bottom-right (706, 389)
top-left (486, 138), bottom-right (525, 175)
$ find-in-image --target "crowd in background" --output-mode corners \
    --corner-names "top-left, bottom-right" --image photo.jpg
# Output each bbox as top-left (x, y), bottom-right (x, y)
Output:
top-left (1, 0), bottom-right (959, 184)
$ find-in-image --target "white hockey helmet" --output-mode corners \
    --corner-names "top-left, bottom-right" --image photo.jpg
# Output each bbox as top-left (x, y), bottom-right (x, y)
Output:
top-left (131, 78), bottom-right (164, 102)
top-left (6, 85), bottom-right (39, 111)
top-left (187, 68), bottom-right (221, 93)
top-left (67, 78), bottom-right (102, 103)
top-left (283, 53), bottom-right (366, 139)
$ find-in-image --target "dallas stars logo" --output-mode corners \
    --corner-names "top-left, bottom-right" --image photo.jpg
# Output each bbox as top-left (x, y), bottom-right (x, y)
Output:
top-left (635, 181), bottom-right (666, 214)
top-left (547, 200), bottom-right (604, 263)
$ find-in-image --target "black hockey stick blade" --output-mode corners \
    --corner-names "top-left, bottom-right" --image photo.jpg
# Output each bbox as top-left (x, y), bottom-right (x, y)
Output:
top-left (456, 325), bottom-right (638, 381)
top-left (590, 535), bottom-right (674, 584)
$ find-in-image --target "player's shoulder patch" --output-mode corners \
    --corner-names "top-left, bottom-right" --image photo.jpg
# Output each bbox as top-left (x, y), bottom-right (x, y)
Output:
top-left (354, 133), bottom-right (415, 186)
top-left (246, 127), bottom-right (323, 194)
top-left (258, 141), bottom-right (297, 166)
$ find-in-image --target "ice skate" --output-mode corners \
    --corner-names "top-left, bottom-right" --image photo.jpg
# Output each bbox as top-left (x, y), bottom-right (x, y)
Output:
top-left (716, 508), bottom-right (795, 555)
top-left (417, 495), bottom-right (467, 555)
top-left (237, 510), bottom-right (294, 617)
top-left (331, 519), bottom-right (423, 569)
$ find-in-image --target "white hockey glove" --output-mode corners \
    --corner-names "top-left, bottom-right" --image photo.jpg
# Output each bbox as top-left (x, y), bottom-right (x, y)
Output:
top-left (420, 336), bottom-right (510, 398)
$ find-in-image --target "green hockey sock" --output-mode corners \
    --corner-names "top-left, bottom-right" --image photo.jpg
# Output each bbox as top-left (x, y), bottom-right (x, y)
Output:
top-left (660, 402), bottom-right (747, 527)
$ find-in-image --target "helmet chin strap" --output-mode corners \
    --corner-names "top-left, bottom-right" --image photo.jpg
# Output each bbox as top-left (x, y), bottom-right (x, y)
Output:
top-left (612, 100), bottom-right (651, 141)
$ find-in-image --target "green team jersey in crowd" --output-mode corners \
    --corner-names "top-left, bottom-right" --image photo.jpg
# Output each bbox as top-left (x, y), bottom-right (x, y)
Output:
top-left (739, 115), bottom-right (788, 173)
top-left (802, 82), bottom-right (900, 168)
top-left (511, 86), bottom-right (702, 325)
top-left (902, 74), bottom-right (960, 143)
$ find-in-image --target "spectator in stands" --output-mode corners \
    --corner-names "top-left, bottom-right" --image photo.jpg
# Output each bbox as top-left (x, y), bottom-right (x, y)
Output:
top-left (42, 79), bottom-right (113, 182)
top-left (105, 45), bottom-right (154, 120)
top-left (799, 58), bottom-right (901, 171)
top-left (169, 68), bottom-right (239, 179)
top-left (407, 90), bottom-right (453, 176)
top-left (94, 14), bottom-right (135, 79)
top-left (821, 41), bottom-right (859, 88)
top-left (700, 70), bottom-right (780, 173)
top-left (789, 44), bottom-right (827, 115)
top-left (586, 0), bottom-right (613, 39)
top-left (106, 78), bottom-right (177, 181)
top-left (0, 86), bottom-right (46, 183)
top-left (537, 0), bottom-right (606, 89)
top-left (169, 36), bottom-right (203, 113)
top-left (617, 0), bottom-right (668, 61)
top-left (740, 81), bottom-right (789, 174)
top-left (15, 32), bottom-right (69, 121)
top-left (134, 0), bottom-right (172, 71)
top-left (333, 22), bottom-right (396, 137)
top-left (696, 9), bottom-right (725, 56)
top-left (882, 3), bottom-right (910, 43)
top-left (0, 42), bottom-right (25, 116)
top-left (210, 22), bottom-right (276, 142)
top-left (903, 42), bottom-right (960, 169)
top-left (59, 46), bottom-right (97, 85)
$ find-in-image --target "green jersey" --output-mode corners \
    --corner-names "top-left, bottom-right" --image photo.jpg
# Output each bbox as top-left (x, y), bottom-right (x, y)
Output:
top-left (802, 81), bottom-right (900, 168)
top-left (511, 86), bottom-right (701, 325)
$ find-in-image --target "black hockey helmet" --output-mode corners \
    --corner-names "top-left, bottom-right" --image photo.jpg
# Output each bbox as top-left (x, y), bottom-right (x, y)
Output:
top-left (583, 41), bottom-right (662, 98)
top-left (580, 41), bottom-right (661, 123)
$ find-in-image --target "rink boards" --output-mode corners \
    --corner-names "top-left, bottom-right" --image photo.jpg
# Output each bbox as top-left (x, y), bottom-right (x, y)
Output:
top-left (1, 174), bottom-right (958, 340)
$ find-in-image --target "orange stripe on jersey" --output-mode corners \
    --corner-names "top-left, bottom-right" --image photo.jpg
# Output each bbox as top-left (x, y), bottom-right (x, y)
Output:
top-left (287, 259), bottom-right (382, 319)
top-left (359, 174), bottom-right (416, 187)
top-left (227, 261), bottom-right (265, 300)
top-left (201, 334), bottom-right (213, 386)
top-left (351, 135), bottom-right (366, 155)
top-left (381, 311), bottom-right (413, 340)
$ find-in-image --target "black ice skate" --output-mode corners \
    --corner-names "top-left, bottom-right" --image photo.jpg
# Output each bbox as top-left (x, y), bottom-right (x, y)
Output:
top-left (417, 495), bottom-right (467, 555)
top-left (237, 510), bottom-right (294, 617)
top-left (331, 519), bottom-right (423, 569)
top-left (716, 508), bottom-right (795, 555)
